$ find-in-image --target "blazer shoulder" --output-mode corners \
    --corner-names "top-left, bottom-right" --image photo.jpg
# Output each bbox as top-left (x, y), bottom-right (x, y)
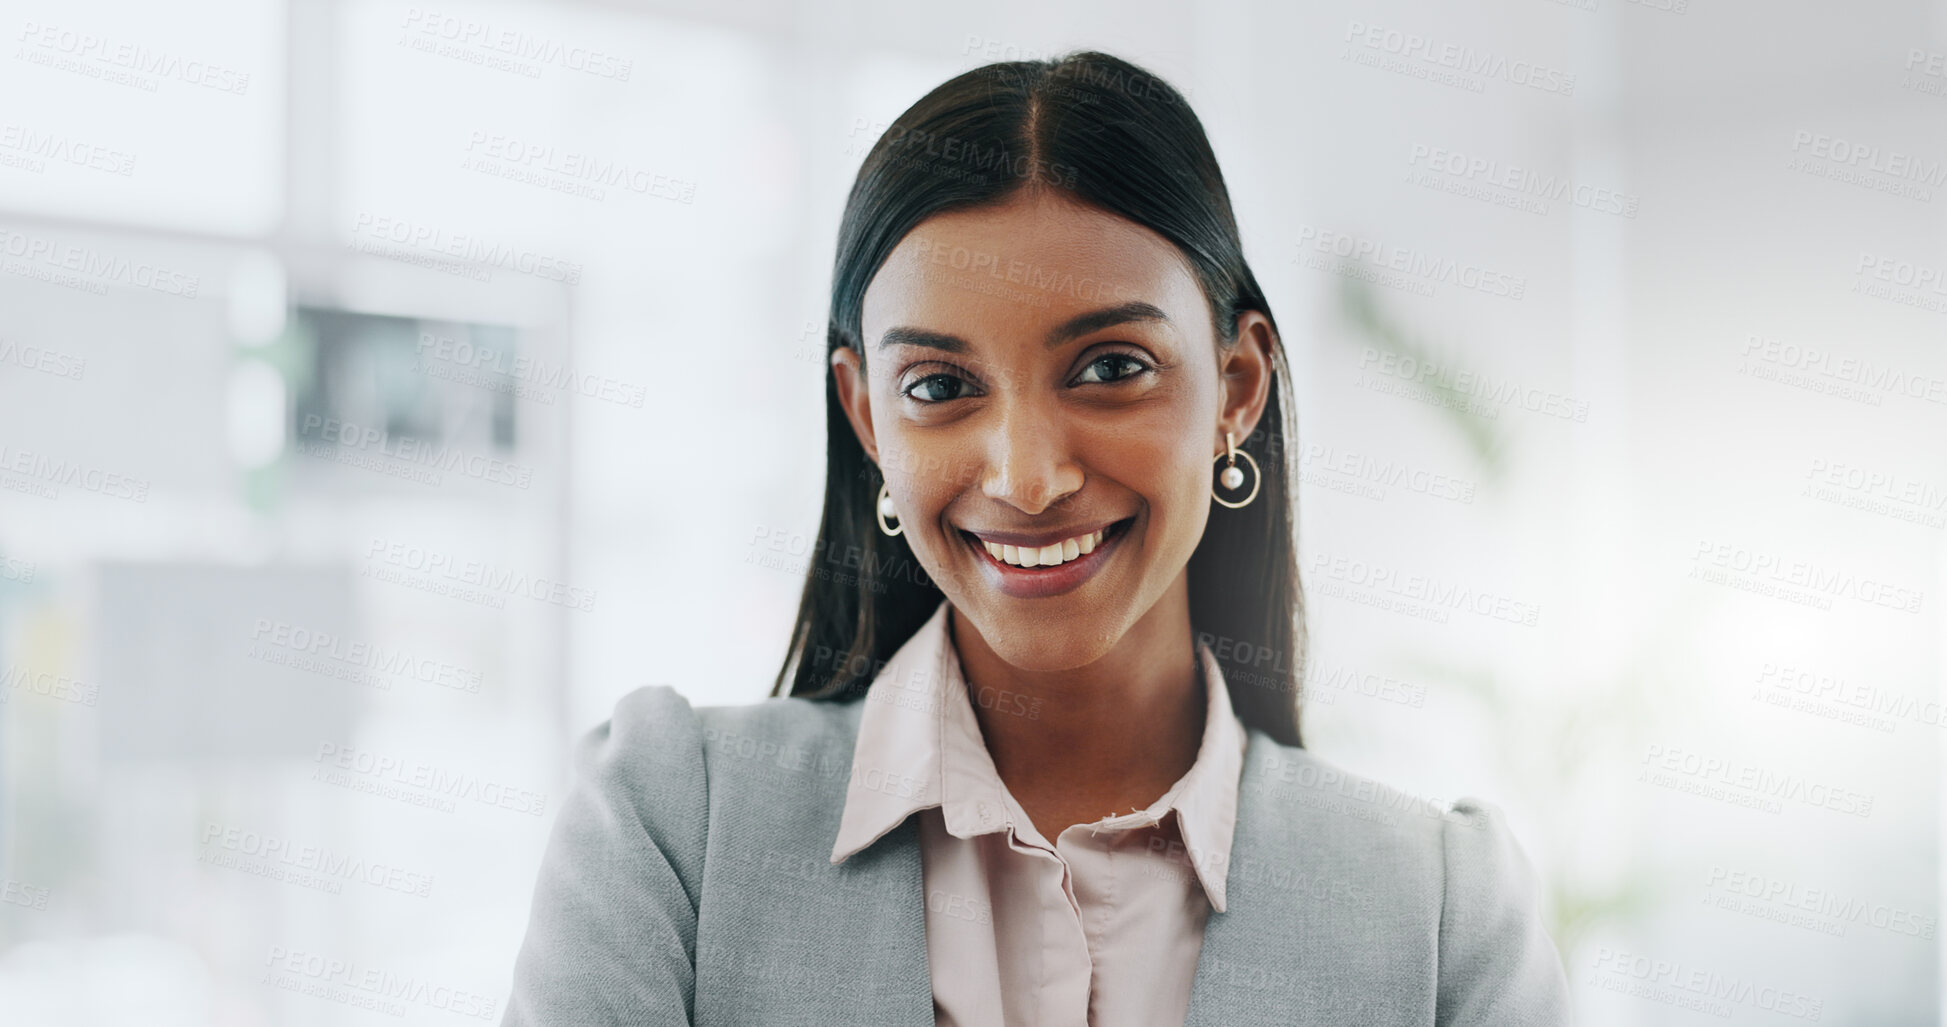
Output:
top-left (602, 684), bottom-right (860, 752)
top-left (578, 684), bottom-right (708, 803)
top-left (1237, 738), bottom-right (1541, 917)
top-left (690, 689), bottom-right (864, 752)
top-left (1243, 736), bottom-right (1459, 853)
top-left (687, 690), bottom-right (864, 803)
top-left (569, 685), bottom-right (713, 876)
top-left (1434, 798), bottom-right (1573, 1023)
top-left (503, 684), bottom-right (709, 1026)
top-left (1225, 736), bottom-right (1570, 1024)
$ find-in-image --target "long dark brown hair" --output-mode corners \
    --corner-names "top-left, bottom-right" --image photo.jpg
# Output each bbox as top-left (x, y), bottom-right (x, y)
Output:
top-left (769, 51), bottom-right (1306, 747)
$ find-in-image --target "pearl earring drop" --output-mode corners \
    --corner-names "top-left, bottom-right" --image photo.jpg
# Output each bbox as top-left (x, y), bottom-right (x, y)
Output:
top-left (875, 481), bottom-right (904, 536)
top-left (1210, 430), bottom-right (1261, 509)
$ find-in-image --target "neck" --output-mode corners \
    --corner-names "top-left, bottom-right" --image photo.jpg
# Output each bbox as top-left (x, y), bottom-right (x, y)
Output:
top-left (949, 576), bottom-right (1206, 820)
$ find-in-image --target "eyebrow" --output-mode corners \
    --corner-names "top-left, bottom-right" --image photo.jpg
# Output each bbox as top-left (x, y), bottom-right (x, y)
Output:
top-left (876, 301), bottom-right (1172, 353)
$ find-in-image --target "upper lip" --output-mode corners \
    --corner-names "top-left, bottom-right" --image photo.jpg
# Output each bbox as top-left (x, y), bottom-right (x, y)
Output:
top-left (959, 519), bottom-right (1124, 548)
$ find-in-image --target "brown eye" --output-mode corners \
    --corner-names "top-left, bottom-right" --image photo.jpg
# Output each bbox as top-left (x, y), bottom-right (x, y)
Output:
top-left (906, 373), bottom-right (972, 403)
top-left (1074, 353), bottom-right (1150, 385)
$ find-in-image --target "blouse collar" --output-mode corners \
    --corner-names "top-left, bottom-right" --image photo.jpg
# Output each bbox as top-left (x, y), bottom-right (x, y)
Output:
top-left (830, 599), bottom-right (1249, 912)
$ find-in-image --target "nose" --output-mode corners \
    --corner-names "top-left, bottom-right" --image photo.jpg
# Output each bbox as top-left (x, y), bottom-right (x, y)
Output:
top-left (980, 401), bottom-right (1083, 515)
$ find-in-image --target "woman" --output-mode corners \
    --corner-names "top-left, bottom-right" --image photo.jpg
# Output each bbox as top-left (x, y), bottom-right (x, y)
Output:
top-left (503, 51), bottom-right (1571, 1026)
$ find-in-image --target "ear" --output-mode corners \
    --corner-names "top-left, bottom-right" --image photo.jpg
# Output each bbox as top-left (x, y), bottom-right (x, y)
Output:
top-left (1217, 311), bottom-right (1276, 454)
top-left (830, 345), bottom-right (883, 466)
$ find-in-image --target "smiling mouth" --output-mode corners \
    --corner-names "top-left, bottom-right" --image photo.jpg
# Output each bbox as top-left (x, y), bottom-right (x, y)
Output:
top-left (959, 518), bottom-right (1134, 569)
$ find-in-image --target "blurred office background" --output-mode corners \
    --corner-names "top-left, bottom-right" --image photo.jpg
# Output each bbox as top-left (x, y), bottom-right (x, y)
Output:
top-left (0, 0), bottom-right (1941, 1022)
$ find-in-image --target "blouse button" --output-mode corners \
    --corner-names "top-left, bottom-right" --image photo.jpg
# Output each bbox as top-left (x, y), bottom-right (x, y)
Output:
top-left (977, 801), bottom-right (995, 824)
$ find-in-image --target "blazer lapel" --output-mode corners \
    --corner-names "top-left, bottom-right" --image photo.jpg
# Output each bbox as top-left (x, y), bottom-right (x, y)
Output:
top-left (699, 698), bottom-right (936, 1027)
top-left (1181, 732), bottom-right (1435, 1027)
top-left (834, 813), bottom-right (938, 1026)
top-left (1183, 729), bottom-right (1265, 1025)
top-left (819, 700), bottom-right (937, 1026)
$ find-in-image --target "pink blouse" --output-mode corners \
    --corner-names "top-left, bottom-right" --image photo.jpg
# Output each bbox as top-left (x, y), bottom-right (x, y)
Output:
top-left (830, 600), bottom-right (1249, 1027)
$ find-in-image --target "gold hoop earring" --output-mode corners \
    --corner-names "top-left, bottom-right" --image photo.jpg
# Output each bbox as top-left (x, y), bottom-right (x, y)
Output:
top-left (1211, 431), bottom-right (1260, 509)
top-left (875, 481), bottom-right (904, 536)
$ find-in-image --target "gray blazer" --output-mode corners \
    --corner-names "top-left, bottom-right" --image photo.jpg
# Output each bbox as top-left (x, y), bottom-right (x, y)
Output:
top-left (502, 684), bottom-right (1572, 1025)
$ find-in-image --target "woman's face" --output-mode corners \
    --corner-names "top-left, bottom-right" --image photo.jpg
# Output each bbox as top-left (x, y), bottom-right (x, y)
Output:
top-left (834, 188), bottom-right (1272, 673)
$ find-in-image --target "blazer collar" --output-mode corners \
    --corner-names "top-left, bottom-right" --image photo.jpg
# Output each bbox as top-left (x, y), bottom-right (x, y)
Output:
top-left (828, 599), bottom-right (1248, 913)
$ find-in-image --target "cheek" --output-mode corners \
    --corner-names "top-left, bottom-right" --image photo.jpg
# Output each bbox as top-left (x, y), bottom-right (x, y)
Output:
top-left (878, 442), bottom-right (972, 565)
top-left (1093, 418), bottom-right (1209, 502)
top-left (1162, 454), bottom-right (1216, 539)
top-left (883, 443), bottom-right (971, 512)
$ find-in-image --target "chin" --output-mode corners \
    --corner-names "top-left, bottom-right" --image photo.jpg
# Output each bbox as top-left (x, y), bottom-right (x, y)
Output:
top-left (958, 601), bottom-right (1125, 673)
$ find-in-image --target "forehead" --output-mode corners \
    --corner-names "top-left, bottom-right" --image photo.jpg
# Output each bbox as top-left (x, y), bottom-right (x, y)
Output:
top-left (861, 190), bottom-right (1207, 349)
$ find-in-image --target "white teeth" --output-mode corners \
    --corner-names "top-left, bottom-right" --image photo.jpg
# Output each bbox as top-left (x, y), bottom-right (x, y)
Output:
top-left (983, 527), bottom-right (1109, 568)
